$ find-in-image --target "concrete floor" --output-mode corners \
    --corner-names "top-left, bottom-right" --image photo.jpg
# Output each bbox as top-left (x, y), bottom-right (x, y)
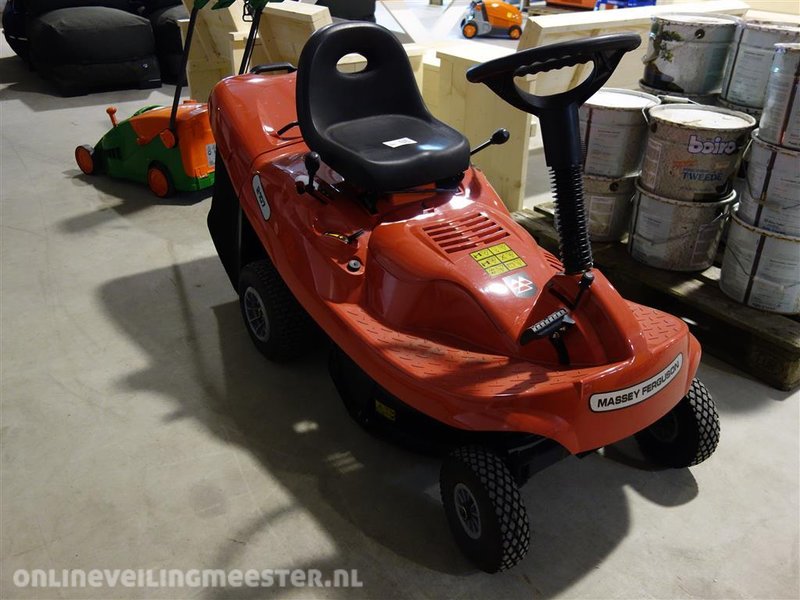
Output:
top-left (1, 17), bottom-right (799, 600)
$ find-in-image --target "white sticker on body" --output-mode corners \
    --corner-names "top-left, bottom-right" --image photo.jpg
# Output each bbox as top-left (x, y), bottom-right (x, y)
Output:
top-left (206, 143), bottom-right (216, 167)
top-left (383, 137), bottom-right (417, 148)
top-left (252, 174), bottom-right (270, 221)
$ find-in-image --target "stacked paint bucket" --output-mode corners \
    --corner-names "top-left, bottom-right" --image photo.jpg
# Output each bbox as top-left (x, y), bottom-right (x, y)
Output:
top-left (628, 12), bottom-right (760, 272)
top-left (718, 20), bottom-right (800, 119)
top-left (719, 43), bottom-right (800, 315)
top-left (629, 102), bottom-right (755, 270)
top-left (640, 13), bottom-right (740, 104)
top-left (578, 88), bottom-right (660, 242)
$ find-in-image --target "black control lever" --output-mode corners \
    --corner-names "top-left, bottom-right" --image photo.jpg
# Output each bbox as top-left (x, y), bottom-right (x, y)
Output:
top-left (470, 128), bottom-right (510, 156)
top-left (521, 309), bottom-right (575, 345)
top-left (295, 152), bottom-right (321, 195)
top-left (305, 152), bottom-right (320, 189)
top-left (520, 308), bottom-right (576, 365)
top-left (467, 34), bottom-right (642, 275)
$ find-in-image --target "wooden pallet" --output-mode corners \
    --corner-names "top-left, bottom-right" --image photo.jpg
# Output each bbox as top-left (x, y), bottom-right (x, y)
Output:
top-left (512, 209), bottom-right (800, 391)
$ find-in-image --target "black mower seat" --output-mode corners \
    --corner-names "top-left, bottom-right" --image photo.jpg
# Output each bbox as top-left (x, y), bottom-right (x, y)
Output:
top-left (296, 22), bottom-right (470, 192)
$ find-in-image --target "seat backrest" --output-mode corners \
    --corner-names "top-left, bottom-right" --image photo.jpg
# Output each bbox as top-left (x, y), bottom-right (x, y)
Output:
top-left (296, 22), bottom-right (429, 153)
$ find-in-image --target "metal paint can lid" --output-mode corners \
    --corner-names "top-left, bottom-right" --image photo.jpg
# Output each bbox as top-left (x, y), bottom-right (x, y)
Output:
top-left (716, 97), bottom-right (762, 118)
top-left (649, 103), bottom-right (756, 130)
top-left (739, 20), bottom-right (800, 36)
top-left (585, 88), bottom-right (660, 110)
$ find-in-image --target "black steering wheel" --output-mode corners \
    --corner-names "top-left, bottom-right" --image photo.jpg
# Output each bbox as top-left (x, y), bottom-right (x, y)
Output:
top-left (467, 33), bottom-right (642, 117)
top-left (468, 34), bottom-right (642, 275)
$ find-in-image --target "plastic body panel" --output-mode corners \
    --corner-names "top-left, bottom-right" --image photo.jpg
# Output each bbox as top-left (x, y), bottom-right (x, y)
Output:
top-left (209, 72), bottom-right (703, 455)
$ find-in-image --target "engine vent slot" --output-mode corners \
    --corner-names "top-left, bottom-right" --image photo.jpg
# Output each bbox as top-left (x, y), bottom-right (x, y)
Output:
top-left (423, 213), bottom-right (510, 254)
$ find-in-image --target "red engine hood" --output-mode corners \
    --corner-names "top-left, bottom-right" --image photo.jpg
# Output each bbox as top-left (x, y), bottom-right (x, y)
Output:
top-left (365, 186), bottom-right (558, 355)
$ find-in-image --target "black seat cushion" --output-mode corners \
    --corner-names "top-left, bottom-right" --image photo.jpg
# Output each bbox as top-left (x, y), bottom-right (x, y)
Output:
top-left (29, 7), bottom-right (155, 65)
top-left (296, 22), bottom-right (470, 192)
top-left (324, 115), bottom-right (471, 191)
top-left (28, 7), bottom-right (160, 94)
top-left (25, 0), bottom-right (134, 17)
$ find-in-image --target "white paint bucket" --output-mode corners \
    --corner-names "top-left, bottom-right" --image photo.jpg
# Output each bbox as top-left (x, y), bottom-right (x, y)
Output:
top-left (719, 212), bottom-right (800, 314)
top-left (642, 14), bottom-right (739, 95)
top-left (738, 131), bottom-right (800, 237)
top-left (640, 104), bottom-right (755, 201)
top-left (759, 43), bottom-right (800, 150)
top-left (629, 182), bottom-right (736, 271)
top-left (721, 21), bottom-right (800, 108)
top-left (583, 175), bottom-right (636, 242)
top-left (717, 96), bottom-right (762, 120)
top-left (579, 88), bottom-right (660, 178)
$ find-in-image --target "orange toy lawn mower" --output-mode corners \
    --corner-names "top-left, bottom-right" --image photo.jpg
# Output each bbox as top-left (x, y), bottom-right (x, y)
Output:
top-left (461, 0), bottom-right (523, 40)
top-left (206, 22), bottom-right (720, 572)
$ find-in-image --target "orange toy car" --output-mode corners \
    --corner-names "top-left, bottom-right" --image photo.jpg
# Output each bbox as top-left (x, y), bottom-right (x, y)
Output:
top-left (461, 0), bottom-right (524, 39)
top-left (207, 23), bottom-right (720, 573)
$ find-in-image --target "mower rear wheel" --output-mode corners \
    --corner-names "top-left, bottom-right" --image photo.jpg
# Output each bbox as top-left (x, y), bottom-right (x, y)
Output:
top-left (462, 21), bottom-right (478, 39)
top-left (147, 163), bottom-right (174, 198)
top-left (75, 145), bottom-right (96, 175)
top-left (635, 378), bottom-right (720, 468)
top-left (238, 260), bottom-right (314, 361)
top-left (440, 446), bottom-right (530, 572)
top-left (508, 25), bottom-right (522, 40)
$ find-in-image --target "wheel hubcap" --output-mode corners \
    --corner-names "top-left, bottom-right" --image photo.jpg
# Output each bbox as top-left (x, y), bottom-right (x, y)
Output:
top-left (243, 287), bottom-right (269, 342)
top-left (76, 148), bottom-right (93, 174)
top-left (148, 168), bottom-right (169, 197)
top-left (454, 483), bottom-right (481, 540)
top-left (649, 411), bottom-right (679, 443)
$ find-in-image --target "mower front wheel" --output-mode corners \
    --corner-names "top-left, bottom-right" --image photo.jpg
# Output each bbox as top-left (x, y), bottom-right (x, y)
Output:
top-left (238, 260), bottom-right (314, 361)
top-left (635, 378), bottom-right (720, 468)
top-left (508, 25), bottom-right (522, 40)
top-left (440, 446), bottom-right (530, 572)
top-left (75, 145), bottom-right (96, 175)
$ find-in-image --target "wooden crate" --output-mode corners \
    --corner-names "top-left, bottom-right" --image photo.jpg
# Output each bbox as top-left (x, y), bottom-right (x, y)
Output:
top-left (257, 3), bottom-right (332, 65)
top-left (512, 209), bottom-right (800, 391)
top-left (435, 42), bottom-right (533, 211)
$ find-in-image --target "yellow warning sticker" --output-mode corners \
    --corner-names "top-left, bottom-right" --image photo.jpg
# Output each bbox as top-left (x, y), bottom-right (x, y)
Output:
top-left (503, 258), bottom-right (526, 271)
top-left (470, 243), bottom-right (526, 277)
top-left (486, 264), bottom-right (509, 276)
top-left (497, 250), bottom-right (518, 263)
top-left (470, 248), bottom-right (495, 261)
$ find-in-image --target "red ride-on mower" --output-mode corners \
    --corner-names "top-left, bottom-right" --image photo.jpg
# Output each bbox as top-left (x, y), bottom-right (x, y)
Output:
top-left (206, 23), bottom-right (720, 572)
